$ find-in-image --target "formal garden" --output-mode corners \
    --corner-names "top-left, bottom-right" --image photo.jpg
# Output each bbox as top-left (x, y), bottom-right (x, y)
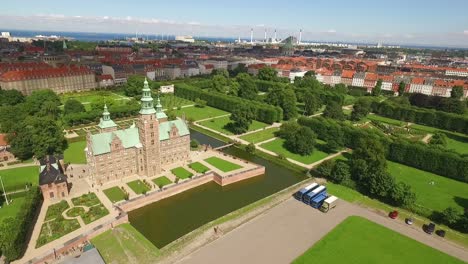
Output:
top-left (171, 167), bottom-right (193, 179)
top-left (204, 157), bottom-right (243, 172)
top-left (103, 186), bottom-right (128, 203)
top-left (127, 180), bottom-right (151, 194)
top-left (293, 216), bottom-right (465, 264)
top-left (153, 176), bottom-right (173, 188)
top-left (188, 162), bottom-right (210, 173)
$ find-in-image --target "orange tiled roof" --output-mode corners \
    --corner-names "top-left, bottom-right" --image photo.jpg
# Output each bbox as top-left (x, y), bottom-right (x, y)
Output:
top-left (0, 66), bottom-right (93, 82)
top-left (341, 70), bottom-right (355, 79)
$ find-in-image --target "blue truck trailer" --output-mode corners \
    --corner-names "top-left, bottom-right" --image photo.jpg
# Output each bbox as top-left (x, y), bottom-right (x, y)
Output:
top-left (302, 185), bottom-right (326, 205)
top-left (310, 192), bottom-right (328, 208)
top-left (294, 183), bottom-right (318, 201)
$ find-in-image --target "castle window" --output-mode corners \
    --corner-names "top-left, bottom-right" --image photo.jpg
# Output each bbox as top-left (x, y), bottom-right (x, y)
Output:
top-left (151, 132), bottom-right (154, 137)
top-left (151, 140), bottom-right (154, 145)
top-left (150, 124), bottom-right (153, 129)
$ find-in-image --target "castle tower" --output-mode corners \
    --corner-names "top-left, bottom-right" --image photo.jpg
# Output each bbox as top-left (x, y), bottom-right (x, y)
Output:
top-left (137, 78), bottom-right (161, 177)
top-left (155, 95), bottom-right (168, 123)
top-left (98, 104), bottom-right (118, 133)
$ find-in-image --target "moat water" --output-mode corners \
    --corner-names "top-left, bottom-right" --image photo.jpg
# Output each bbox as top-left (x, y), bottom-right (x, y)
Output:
top-left (128, 129), bottom-right (307, 248)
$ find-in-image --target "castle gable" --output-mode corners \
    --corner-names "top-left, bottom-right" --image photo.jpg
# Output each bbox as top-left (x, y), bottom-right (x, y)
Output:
top-left (159, 119), bottom-right (189, 141)
top-left (90, 126), bottom-right (140, 155)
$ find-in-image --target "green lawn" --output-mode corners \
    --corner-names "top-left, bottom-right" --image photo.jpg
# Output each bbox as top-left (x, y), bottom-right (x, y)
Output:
top-left (159, 94), bottom-right (193, 109)
top-left (127, 180), bottom-right (151, 194)
top-left (188, 162), bottom-right (210, 173)
top-left (260, 138), bottom-right (331, 165)
top-left (199, 116), bottom-right (269, 135)
top-left (64, 141), bottom-right (87, 164)
top-left (388, 161), bottom-right (468, 213)
top-left (60, 91), bottom-right (130, 111)
top-left (294, 216), bottom-right (464, 264)
top-left (0, 166), bottom-right (39, 192)
top-left (204, 157), bottom-right (242, 172)
top-left (103, 187), bottom-right (127, 203)
top-left (367, 114), bottom-right (407, 126)
top-left (91, 223), bottom-right (160, 264)
top-left (239, 127), bottom-right (279, 143)
top-left (174, 106), bottom-right (228, 121)
top-left (171, 167), bottom-right (193, 179)
top-left (153, 176), bottom-right (172, 188)
top-left (0, 192), bottom-right (28, 222)
top-left (445, 134), bottom-right (468, 155)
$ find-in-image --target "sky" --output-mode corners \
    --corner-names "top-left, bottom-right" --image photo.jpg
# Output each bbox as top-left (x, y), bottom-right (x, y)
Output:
top-left (1, 0), bottom-right (467, 47)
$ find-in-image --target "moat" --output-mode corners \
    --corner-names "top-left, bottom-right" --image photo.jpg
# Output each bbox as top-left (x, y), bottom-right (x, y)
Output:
top-left (128, 129), bottom-right (307, 248)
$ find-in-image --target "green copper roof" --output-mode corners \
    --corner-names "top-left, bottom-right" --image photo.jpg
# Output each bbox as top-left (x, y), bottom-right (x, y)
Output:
top-left (155, 95), bottom-right (168, 119)
top-left (159, 119), bottom-right (190, 141)
top-left (90, 126), bottom-right (141, 155)
top-left (139, 78), bottom-right (157, 115)
top-left (98, 104), bottom-right (117, 129)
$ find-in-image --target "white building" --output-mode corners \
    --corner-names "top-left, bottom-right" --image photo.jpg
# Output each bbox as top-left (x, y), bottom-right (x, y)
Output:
top-left (352, 72), bottom-right (366, 87)
top-left (160, 84), bottom-right (175, 94)
top-left (445, 69), bottom-right (468, 78)
top-left (175, 36), bottom-right (195, 43)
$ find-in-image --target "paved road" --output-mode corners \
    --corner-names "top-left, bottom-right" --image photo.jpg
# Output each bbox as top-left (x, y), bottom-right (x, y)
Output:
top-left (178, 198), bottom-right (468, 264)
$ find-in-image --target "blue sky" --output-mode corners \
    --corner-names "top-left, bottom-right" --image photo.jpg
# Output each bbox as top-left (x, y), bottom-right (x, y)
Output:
top-left (1, 0), bottom-right (467, 46)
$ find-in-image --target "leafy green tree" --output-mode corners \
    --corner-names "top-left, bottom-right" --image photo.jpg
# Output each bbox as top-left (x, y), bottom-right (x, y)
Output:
top-left (302, 90), bottom-right (321, 116)
top-left (323, 101), bottom-right (344, 120)
top-left (246, 143), bottom-right (256, 154)
top-left (0, 105), bottom-right (27, 133)
top-left (398, 81), bottom-right (406, 96)
top-left (276, 121), bottom-right (301, 139)
top-left (330, 161), bottom-right (351, 183)
top-left (194, 98), bottom-right (207, 108)
top-left (372, 79), bottom-right (382, 96)
top-left (236, 73), bottom-right (258, 100)
top-left (64, 99), bottom-right (85, 115)
top-left (265, 86), bottom-right (297, 120)
top-left (211, 68), bottom-right (229, 78)
top-left (451, 86), bottom-right (464, 100)
top-left (284, 126), bottom-right (316, 155)
top-left (125, 75), bottom-right (148, 97)
top-left (257, 66), bottom-right (278, 81)
top-left (0, 89), bottom-right (25, 106)
top-left (8, 128), bottom-right (34, 160)
top-left (351, 97), bottom-right (372, 121)
top-left (315, 159), bottom-right (335, 178)
top-left (391, 182), bottom-right (417, 207)
top-left (228, 104), bottom-right (255, 134)
top-left (368, 172), bottom-right (395, 198)
top-left (334, 84), bottom-right (348, 94)
top-left (429, 132), bottom-right (447, 147)
top-left (442, 207), bottom-right (461, 225)
top-left (24, 89), bottom-right (61, 116)
top-left (350, 137), bottom-right (387, 184)
top-left (211, 74), bottom-right (228, 93)
top-left (190, 139), bottom-right (199, 149)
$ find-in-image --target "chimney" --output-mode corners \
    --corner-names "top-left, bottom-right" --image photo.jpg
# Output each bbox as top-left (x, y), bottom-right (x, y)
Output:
top-left (274, 29), bottom-right (277, 42)
top-left (299, 29), bottom-right (302, 45)
top-left (264, 29), bottom-right (267, 43)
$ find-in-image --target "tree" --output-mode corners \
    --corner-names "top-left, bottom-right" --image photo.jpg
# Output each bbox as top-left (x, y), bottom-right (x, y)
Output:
top-left (398, 81), bottom-right (406, 96)
top-left (0, 89), bottom-right (25, 106)
top-left (442, 207), bottom-right (461, 225)
top-left (24, 89), bottom-right (61, 116)
top-left (211, 68), bottom-right (229, 78)
top-left (429, 132), bottom-right (447, 147)
top-left (246, 143), bottom-right (256, 153)
top-left (334, 84), bottom-right (348, 94)
top-left (276, 121), bottom-right (301, 139)
top-left (315, 159), bottom-right (335, 178)
top-left (211, 74), bottom-right (228, 93)
top-left (228, 104), bottom-right (255, 134)
top-left (194, 98), bottom-right (207, 108)
top-left (230, 64), bottom-right (248, 77)
top-left (368, 172), bottom-right (395, 198)
top-left (257, 66), bottom-right (278, 81)
top-left (451, 86), bottom-right (463, 100)
top-left (265, 86), bottom-right (297, 120)
top-left (330, 161), bottom-right (351, 183)
top-left (391, 182), bottom-right (417, 207)
top-left (350, 137), bottom-right (387, 185)
top-left (303, 90), bottom-right (321, 116)
top-left (304, 71), bottom-right (316, 78)
top-left (323, 101), bottom-right (344, 120)
top-left (236, 73), bottom-right (258, 100)
top-left (190, 139), bottom-right (199, 149)
top-left (8, 128), bottom-right (34, 160)
top-left (284, 126), bottom-right (316, 155)
top-left (64, 99), bottom-right (85, 115)
top-left (125, 75), bottom-right (148, 97)
top-left (351, 97), bottom-right (372, 121)
top-left (372, 79), bottom-right (382, 96)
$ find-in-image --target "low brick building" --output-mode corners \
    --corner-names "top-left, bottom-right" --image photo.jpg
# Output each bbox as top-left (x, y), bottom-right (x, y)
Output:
top-left (39, 156), bottom-right (69, 201)
top-left (0, 134), bottom-right (15, 162)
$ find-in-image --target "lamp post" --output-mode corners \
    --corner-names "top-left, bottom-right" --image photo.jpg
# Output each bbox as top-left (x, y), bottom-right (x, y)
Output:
top-left (0, 175), bottom-right (9, 206)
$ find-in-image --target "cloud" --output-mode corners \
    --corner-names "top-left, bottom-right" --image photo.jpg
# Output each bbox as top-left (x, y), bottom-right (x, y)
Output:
top-left (464, 30), bottom-right (468, 36)
top-left (327, 29), bottom-right (336, 33)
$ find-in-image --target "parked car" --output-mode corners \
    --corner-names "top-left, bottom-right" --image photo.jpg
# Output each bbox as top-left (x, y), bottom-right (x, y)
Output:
top-left (405, 218), bottom-right (414, 225)
top-left (389, 210), bottom-right (399, 219)
top-left (436, 230), bottom-right (446, 237)
top-left (424, 222), bottom-right (436, 234)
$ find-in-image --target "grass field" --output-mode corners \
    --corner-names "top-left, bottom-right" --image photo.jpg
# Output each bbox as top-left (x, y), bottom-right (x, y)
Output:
top-left (127, 180), bottom-right (151, 194)
top-left (188, 162), bottom-right (210, 173)
top-left (91, 223), bottom-right (160, 264)
top-left (0, 192), bottom-right (28, 222)
top-left (173, 106), bottom-right (228, 121)
top-left (239, 127), bottom-right (279, 143)
top-left (64, 141), bottom-right (87, 164)
top-left (60, 91), bottom-right (131, 111)
top-left (260, 138), bottom-right (331, 165)
top-left (0, 166), bottom-right (39, 192)
top-left (199, 116), bottom-right (269, 135)
top-left (294, 216), bottom-right (464, 264)
top-left (159, 94), bottom-right (193, 109)
top-left (204, 157), bottom-right (242, 172)
top-left (388, 161), bottom-right (468, 213)
top-left (153, 176), bottom-right (172, 188)
top-left (103, 187), bottom-right (127, 203)
top-left (171, 167), bottom-right (193, 179)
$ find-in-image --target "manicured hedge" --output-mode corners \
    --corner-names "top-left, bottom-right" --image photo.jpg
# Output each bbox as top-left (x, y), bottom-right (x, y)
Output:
top-left (0, 187), bottom-right (42, 261)
top-left (175, 83), bottom-right (282, 123)
top-left (63, 103), bottom-right (140, 127)
top-left (371, 101), bottom-right (468, 134)
top-left (298, 116), bottom-right (468, 183)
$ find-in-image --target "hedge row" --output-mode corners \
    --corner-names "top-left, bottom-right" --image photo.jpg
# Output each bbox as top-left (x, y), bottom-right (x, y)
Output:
top-left (63, 104), bottom-right (140, 127)
top-left (0, 187), bottom-right (42, 261)
top-left (371, 101), bottom-right (468, 134)
top-left (175, 83), bottom-right (283, 123)
top-left (298, 116), bottom-right (468, 183)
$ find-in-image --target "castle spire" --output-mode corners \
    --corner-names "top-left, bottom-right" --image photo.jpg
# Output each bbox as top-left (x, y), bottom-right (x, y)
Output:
top-left (102, 104), bottom-right (110, 121)
top-left (139, 78), bottom-right (157, 115)
top-left (98, 104), bottom-right (117, 131)
top-left (155, 95), bottom-right (163, 113)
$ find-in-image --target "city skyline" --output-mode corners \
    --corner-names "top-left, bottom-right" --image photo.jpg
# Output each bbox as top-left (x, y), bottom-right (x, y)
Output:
top-left (1, 0), bottom-right (468, 47)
